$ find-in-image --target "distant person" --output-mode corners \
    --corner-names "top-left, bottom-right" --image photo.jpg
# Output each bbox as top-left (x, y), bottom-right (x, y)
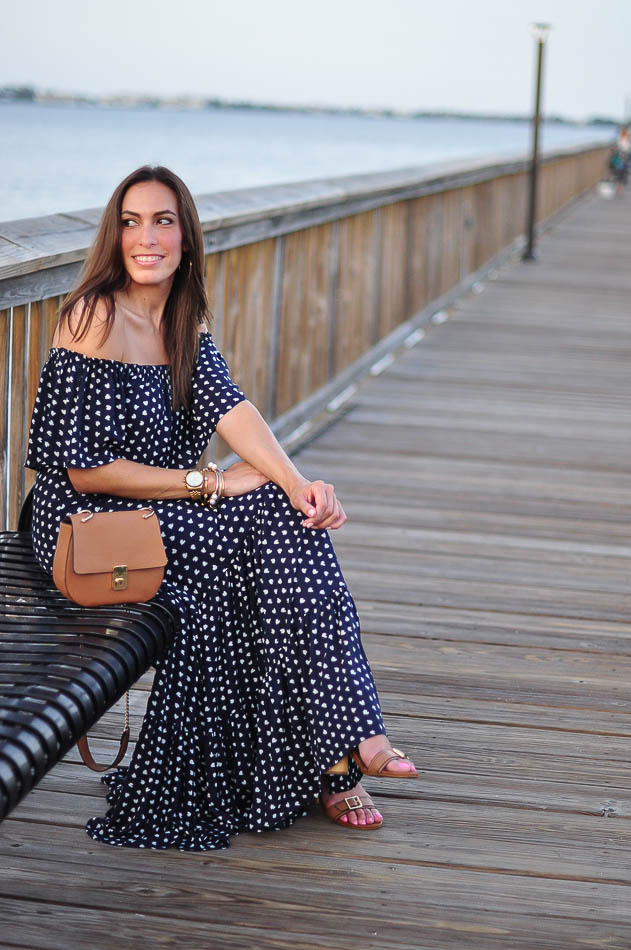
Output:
top-left (609, 125), bottom-right (630, 195)
top-left (25, 165), bottom-right (418, 851)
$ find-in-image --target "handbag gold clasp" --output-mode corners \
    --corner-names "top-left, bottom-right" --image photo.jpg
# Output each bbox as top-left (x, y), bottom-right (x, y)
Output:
top-left (112, 565), bottom-right (128, 591)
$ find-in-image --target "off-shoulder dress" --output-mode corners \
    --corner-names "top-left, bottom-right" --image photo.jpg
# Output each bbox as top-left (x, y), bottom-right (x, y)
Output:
top-left (25, 334), bottom-right (385, 850)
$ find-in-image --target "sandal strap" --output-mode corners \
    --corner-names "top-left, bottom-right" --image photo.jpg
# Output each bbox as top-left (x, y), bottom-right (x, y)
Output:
top-left (363, 747), bottom-right (411, 775)
top-left (321, 795), bottom-right (374, 822)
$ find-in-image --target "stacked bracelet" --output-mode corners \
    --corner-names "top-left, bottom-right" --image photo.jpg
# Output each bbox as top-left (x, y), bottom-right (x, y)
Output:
top-left (184, 464), bottom-right (225, 508)
top-left (201, 462), bottom-right (225, 509)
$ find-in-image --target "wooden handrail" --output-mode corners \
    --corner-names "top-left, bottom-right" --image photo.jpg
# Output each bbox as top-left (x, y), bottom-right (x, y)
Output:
top-left (0, 142), bottom-right (611, 530)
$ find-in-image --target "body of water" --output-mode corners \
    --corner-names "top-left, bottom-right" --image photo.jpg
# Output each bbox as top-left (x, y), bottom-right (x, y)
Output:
top-left (1, 101), bottom-right (615, 222)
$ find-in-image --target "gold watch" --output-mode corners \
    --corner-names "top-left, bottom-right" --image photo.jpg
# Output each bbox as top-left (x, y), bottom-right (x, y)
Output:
top-left (184, 469), bottom-right (204, 501)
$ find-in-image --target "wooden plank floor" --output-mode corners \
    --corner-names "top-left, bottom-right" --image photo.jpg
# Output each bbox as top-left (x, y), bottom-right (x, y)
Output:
top-left (3, 190), bottom-right (631, 949)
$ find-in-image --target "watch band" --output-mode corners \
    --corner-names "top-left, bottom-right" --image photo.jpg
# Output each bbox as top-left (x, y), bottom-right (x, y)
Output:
top-left (185, 469), bottom-right (204, 501)
top-left (185, 466), bottom-right (225, 507)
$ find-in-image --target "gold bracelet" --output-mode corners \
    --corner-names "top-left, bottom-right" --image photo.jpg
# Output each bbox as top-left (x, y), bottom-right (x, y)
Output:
top-left (208, 469), bottom-right (220, 508)
top-left (199, 462), bottom-right (224, 508)
top-left (214, 466), bottom-right (225, 507)
top-left (201, 469), bottom-right (211, 505)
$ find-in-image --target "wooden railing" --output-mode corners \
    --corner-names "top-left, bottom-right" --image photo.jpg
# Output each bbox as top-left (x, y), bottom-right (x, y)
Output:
top-left (0, 142), bottom-right (610, 530)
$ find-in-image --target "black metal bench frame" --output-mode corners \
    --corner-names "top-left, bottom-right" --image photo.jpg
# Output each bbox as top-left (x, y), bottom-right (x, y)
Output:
top-left (0, 489), bottom-right (178, 821)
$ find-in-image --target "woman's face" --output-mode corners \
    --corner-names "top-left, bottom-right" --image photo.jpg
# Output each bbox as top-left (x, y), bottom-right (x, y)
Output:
top-left (120, 181), bottom-right (184, 288)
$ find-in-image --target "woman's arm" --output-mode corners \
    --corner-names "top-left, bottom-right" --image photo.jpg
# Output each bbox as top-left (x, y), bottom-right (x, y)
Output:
top-left (216, 400), bottom-right (347, 530)
top-left (68, 402), bottom-right (346, 530)
top-left (68, 459), bottom-right (268, 499)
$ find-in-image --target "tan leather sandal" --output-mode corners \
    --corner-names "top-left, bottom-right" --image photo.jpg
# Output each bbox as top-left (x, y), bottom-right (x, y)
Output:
top-left (351, 745), bottom-right (418, 779)
top-left (320, 793), bottom-right (383, 830)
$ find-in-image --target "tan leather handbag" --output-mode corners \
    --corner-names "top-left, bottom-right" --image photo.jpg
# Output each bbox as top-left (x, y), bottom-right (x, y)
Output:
top-left (53, 507), bottom-right (167, 607)
top-left (52, 507), bottom-right (167, 770)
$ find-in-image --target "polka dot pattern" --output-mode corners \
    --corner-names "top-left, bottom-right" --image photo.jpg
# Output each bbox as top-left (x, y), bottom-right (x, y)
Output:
top-left (25, 336), bottom-right (385, 850)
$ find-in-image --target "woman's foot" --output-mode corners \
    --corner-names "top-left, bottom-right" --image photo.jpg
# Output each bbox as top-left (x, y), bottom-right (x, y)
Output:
top-left (319, 781), bottom-right (383, 828)
top-left (354, 734), bottom-right (418, 777)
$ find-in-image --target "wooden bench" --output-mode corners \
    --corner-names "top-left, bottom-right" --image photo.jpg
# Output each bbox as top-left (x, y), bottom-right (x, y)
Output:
top-left (0, 489), bottom-right (177, 821)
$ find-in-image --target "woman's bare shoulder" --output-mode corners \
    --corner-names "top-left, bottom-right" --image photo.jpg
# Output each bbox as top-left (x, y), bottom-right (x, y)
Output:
top-left (52, 297), bottom-right (122, 359)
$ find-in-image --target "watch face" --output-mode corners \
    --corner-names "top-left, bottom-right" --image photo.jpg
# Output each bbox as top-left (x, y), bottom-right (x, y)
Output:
top-left (186, 470), bottom-right (204, 488)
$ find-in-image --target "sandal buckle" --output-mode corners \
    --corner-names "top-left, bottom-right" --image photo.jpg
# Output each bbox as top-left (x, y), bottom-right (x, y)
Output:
top-left (391, 747), bottom-right (406, 758)
top-left (344, 795), bottom-right (362, 810)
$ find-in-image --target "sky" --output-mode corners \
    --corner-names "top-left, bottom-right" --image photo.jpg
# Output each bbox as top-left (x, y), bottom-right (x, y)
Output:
top-left (2, 0), bottom-right (628, 122)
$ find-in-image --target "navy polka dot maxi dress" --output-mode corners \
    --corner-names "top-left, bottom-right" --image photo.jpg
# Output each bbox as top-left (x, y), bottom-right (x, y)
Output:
top-left (25, 334), bottom-right (386, 850)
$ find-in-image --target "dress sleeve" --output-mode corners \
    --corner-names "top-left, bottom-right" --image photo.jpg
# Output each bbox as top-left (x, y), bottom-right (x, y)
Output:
top-left (191, 334), bottom-right (247, 435)
top-left (25, 347), bottom-right (127, 471)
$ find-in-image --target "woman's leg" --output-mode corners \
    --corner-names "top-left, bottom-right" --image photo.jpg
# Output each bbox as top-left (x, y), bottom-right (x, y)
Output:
top-left (240, 483), bottom-right (418, 827)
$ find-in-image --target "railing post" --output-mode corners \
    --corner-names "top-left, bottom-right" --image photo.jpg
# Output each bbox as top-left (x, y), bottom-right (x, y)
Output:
top-left (266, 235), bottom-right (285, 422)
top-left (326, 221), bottom-right (339, 382)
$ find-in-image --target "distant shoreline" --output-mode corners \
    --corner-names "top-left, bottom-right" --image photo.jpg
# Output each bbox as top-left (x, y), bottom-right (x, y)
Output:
top-left (0, 85), bottom-right (618, 128)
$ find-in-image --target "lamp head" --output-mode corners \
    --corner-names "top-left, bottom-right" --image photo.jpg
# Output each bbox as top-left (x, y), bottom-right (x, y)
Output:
top-left (530, 22), bottom-right (552, 42)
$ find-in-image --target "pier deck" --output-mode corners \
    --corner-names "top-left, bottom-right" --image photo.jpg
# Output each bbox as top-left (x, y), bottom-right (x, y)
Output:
top-left (3, 189), bottom-right (631, 949)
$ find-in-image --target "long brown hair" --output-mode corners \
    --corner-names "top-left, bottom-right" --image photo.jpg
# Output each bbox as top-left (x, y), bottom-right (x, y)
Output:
top-left (58, 165), bottom-right (208, 410)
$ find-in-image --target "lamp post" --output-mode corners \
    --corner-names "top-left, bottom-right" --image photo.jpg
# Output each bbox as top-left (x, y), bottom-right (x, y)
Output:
top-left (523, 22), bottom-right (551, 262)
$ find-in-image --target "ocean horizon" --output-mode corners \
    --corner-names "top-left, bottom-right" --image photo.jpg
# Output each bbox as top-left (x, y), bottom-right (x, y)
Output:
top-left (1, 101), bottom-right (614, 222)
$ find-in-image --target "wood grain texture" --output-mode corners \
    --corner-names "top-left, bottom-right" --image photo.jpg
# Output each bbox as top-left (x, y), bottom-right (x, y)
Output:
top-left (1, 190), bottom-right (631, 947)
top-left (377, 202), bottom-right (408, 339)
top-left (8, 305), bottom-right (26, 527)
top-left (276, 224), bottom-right (333, 415)
top-left (333, 210), bottom-right (376, 375)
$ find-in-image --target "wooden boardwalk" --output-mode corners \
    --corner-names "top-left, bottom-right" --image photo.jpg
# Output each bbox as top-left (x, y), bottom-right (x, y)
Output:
top-left (3, 189), bottom-right (631, 949)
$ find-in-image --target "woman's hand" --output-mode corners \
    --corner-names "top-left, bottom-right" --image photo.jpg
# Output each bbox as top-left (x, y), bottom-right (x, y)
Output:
top-left (287, 477), bottom-right (348, 530)
top-left (223, 461), bottom-right (269, 498)
top-left (215, 402), bottom-right (346, 528)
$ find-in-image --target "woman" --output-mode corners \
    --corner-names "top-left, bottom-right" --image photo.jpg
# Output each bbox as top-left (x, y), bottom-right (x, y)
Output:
top-left (25, 165), bottom-right (417, 851)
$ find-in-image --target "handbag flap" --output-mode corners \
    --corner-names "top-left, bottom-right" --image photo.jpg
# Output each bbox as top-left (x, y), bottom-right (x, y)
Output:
top-left (68, 510), bottom-right (167, 575)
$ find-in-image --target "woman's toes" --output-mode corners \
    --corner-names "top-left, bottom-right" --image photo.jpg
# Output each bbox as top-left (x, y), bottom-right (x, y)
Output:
top-left (348, 809), bottom-right (359, 825)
